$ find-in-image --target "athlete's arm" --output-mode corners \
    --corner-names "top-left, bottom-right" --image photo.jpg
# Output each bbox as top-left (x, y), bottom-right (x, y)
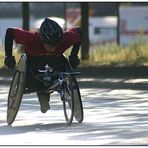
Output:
top-left (69, 27), bottom-right (81, 69)
top-left (70, 27), bottom-right (81, 57)
top-left (4, 28), bottom-right (16, 69)
top-left (5, 28), bottom-right (15, 57)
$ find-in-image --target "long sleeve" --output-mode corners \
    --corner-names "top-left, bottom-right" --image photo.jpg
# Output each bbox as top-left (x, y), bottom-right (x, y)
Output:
top-left (4, 28), bottom-right (15, 57)
top-left (70, 27), bottom-right (81, 56)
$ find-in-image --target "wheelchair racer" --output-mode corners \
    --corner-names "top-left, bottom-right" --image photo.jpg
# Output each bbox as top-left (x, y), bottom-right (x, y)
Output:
top-left (4, 18), bottom-right (81, 113)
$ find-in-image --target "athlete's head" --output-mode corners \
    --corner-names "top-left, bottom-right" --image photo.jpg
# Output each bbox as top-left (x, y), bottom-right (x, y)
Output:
top-left (40, 18), bottom-right (63, 47)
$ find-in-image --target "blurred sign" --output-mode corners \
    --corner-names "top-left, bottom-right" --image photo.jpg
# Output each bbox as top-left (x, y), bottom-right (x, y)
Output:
top-left (120, 6), bottom-right (148, 45)
top-left (89, 17), bottom-right (117, 44)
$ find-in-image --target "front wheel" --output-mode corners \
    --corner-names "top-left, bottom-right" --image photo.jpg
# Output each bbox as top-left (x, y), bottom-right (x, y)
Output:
top-left (7, 71), bottom-right (26, 125)
top-left (62, 74), bottom-right (74, 125)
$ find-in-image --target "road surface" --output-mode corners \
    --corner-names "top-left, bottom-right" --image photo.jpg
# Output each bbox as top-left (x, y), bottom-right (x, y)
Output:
top-left (1, 76), bottom-right (148, 145)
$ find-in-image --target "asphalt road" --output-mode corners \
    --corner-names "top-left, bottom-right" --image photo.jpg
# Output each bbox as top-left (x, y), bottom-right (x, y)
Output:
top-left (1, 76), bottom-right (148, 145)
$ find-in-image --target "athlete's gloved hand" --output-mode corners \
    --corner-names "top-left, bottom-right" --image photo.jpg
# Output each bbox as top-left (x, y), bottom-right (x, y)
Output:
top-left (4, 56), bottom-right (16, 69)
top-left (69, 55), bottom-right (80, 69)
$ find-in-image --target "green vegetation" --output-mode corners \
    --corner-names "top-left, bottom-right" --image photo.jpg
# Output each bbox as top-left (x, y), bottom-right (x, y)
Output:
top-left (0, 50), bottom-right (4, 68)
top-left (80, 42), bottom-right (148, 67)
top-left (1, 41), bottom-right (148, 68)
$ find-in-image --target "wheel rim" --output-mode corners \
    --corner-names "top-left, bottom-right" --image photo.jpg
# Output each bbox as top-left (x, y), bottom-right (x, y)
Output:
top-left (63, 75), bottom-right (74, 125)
top-left (7, 71), bottom-right (25, 125)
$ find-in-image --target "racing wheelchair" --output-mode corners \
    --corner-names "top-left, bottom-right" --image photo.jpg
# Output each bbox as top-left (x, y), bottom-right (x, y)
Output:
top-left (7, 54), bottom-right (83, 125)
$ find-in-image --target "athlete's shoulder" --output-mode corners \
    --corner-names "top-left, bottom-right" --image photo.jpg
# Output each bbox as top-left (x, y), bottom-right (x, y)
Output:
top-left (14, 28), bottom-right (37, 34)
top-left (64, 27), bottom-right (81, 39)
top-left (65, 26), bottom-right (81, 32)
top-left (12, 28), bottom-right (39, 45)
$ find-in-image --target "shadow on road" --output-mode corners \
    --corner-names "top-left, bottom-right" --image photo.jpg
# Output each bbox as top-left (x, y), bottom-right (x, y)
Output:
top-left (77, 77), bottom-right (148, 90)
top-left (1, 85), bottom-right (148, 145)
top-left (1, 68), bottom-right (148, 144)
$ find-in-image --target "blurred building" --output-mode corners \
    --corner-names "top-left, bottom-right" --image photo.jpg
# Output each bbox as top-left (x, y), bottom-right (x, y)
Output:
top-left (0, 3), bottom-right (65, 18)
top-left (0, 2), bottom-right (148, 47)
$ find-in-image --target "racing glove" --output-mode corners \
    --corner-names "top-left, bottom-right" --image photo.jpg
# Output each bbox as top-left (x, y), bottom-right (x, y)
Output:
top-left (69, 55), bottom-right (80, 69)
top-left (4, 56), bottom-right (16, 69)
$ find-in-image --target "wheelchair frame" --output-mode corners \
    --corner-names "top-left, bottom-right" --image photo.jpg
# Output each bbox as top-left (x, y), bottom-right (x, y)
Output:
top-left (7, 54), bottom-right (83, 125)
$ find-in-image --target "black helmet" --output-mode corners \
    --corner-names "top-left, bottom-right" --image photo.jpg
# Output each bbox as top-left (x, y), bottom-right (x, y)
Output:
top-left (40, 18), bottom-right (63, 46)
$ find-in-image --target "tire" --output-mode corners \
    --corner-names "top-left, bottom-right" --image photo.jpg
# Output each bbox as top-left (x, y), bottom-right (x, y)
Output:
top-left (62, 74), bottom-right (74, 125)
top-left (7, 71), bottom-right (26, 125)
top-left (72, 76), bottom-right (84, 123)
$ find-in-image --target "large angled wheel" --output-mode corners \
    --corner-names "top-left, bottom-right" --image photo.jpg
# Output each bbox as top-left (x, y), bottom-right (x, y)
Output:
top-left (7, 71), bottom-right (26, 125)
top-left (71, 76), bottom-right (84, 123)
top-left (62, 74), bottom-right (74, 125)
top-left (7, 55), bottom-right (27, 125)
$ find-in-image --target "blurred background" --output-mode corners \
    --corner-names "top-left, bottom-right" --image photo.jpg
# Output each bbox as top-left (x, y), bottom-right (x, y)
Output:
top-left (0, 2), bottom-right (118, 45)
top-left (1, 2), bottom-right (148, 67)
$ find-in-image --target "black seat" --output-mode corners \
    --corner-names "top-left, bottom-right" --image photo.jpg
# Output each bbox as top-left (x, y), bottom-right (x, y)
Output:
top-left (24, 54), bottom-right (71, 94)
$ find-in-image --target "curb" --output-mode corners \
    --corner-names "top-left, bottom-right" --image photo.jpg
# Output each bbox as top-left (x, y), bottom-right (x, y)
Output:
top-left (77, 66), bottom-right (148, 78)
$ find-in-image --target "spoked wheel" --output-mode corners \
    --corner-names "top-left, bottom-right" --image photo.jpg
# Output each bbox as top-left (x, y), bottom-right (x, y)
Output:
top-left (7, 70), bottom-right (26, 125)
top-left (62, 74), bottom-right (74, 125)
